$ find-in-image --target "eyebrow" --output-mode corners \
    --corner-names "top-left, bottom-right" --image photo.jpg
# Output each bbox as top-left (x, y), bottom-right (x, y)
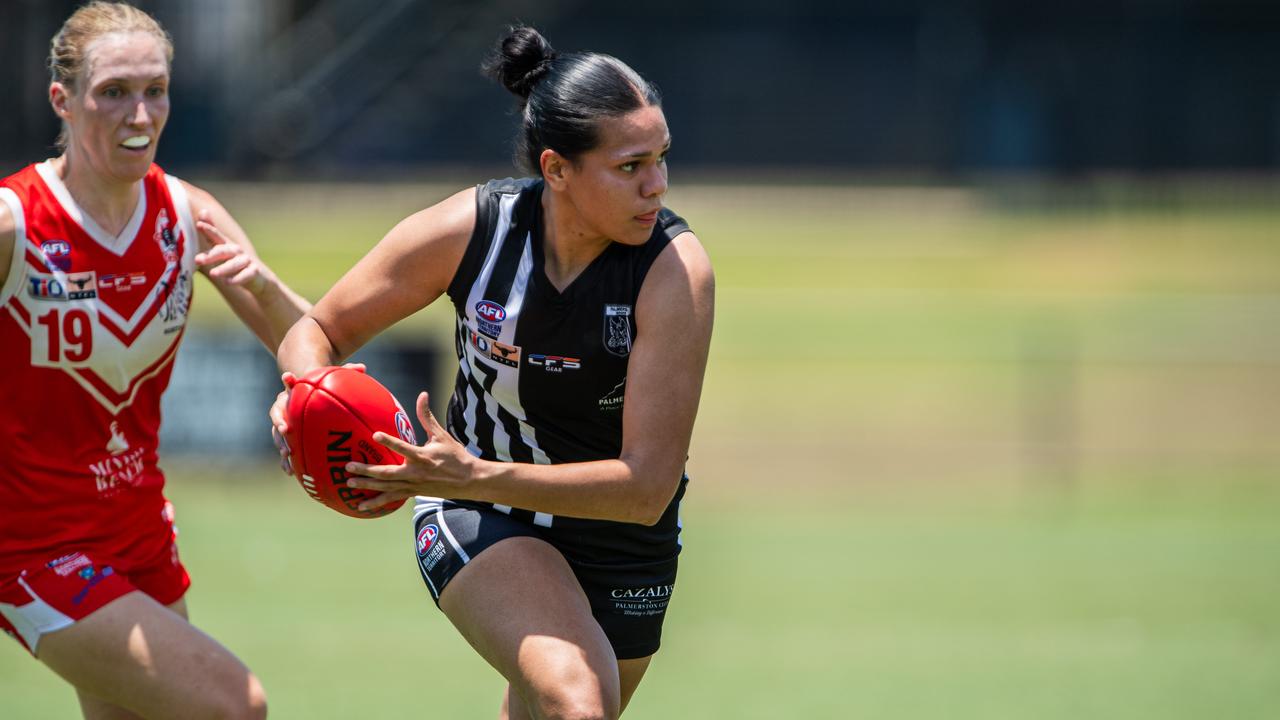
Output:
top-left (93, 73), bottom-right (168, 86)
top-left (621, 138), bottom-right (673, 159)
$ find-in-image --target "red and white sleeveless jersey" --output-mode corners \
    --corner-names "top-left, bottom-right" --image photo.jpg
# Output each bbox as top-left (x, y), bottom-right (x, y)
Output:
top-left (0, 162), bottom-right (197, 576)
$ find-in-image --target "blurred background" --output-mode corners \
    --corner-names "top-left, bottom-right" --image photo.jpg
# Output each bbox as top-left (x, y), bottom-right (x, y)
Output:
top-left (2, 1), bottom-right (1279, 718)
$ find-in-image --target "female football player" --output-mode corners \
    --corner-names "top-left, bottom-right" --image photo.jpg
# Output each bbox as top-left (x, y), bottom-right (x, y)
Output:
top-left (0, 3), bottom-right (308, 718)
top-left (273, 25), bottom-right (714, 720)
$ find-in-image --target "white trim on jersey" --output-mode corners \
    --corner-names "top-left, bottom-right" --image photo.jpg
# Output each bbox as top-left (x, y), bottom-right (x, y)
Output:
top-left (0, 187), bottom-right (28, 305)
top-left (165, 176), bottom-right (199, 264)
top-left (36, 161), bottom-right (147, 257)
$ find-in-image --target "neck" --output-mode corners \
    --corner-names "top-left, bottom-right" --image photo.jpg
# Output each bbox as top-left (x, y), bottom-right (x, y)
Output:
top-left (52, 152), bottom-right (142, 237)
top-left (541, 189), bottom-right (611, 293)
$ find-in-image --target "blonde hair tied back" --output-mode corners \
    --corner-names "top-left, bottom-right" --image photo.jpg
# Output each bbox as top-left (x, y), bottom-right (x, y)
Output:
top-left (48, 1), bottom-right (174, 150)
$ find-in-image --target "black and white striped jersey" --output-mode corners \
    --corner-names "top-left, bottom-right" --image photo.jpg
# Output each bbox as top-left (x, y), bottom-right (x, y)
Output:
top-left (440, 176), bottom-right (689, 531)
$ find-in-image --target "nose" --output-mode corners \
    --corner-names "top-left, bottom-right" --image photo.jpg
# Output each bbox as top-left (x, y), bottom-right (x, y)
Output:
top-left (126, 98), bottom-right (150, 128)
top-left (641, 163), bottom-right (667, 199)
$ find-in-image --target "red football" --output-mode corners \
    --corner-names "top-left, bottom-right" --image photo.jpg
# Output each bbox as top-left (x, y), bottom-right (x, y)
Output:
top-left (284, 366), bottom-right (418, 518)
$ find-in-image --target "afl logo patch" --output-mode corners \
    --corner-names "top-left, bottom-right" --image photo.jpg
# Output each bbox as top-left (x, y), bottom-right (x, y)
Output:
top-left (475, 301), bottom-right (507, 323)
top-left (395, 411), bottom-right (416, 444)
top-left (41, 240), bottom-right (72, 271)
top-left (603, 304), bottom-right (633, 357)
top-left (416, 524), bottom-right (439, 556)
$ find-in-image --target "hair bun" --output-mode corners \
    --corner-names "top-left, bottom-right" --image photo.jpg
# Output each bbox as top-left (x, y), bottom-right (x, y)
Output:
top-left (482, 25), bottom-right (558, 99)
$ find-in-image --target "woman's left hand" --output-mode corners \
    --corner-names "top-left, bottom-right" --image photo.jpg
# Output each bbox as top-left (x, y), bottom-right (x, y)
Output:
top-left (344, 391), bottom-right (477, 512)
top-left (195, 208), bottom-right (272, 295)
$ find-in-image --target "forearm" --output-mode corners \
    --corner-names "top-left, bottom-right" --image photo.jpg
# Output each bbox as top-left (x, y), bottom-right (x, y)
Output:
top-left (459, 456), bottom-right (682, 525)
top-left (277, 315), bottom-right (342, 376)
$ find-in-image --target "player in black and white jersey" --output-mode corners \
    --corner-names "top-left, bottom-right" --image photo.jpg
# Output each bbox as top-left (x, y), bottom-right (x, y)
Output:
top-left (272, 25), bottom-right (714, 720)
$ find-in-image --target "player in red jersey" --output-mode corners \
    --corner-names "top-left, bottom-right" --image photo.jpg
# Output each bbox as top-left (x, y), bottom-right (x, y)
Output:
top-left (0, 3), bottom-right (307, 718)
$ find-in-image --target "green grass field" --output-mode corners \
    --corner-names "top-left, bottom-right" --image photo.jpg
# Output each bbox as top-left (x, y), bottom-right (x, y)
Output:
top-left (2, 181), bottom-right (1278, 717)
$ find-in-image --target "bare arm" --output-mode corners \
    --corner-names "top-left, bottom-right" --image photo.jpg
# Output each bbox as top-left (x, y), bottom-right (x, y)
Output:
top-left (349, 231), bottom-right (716, 525)
top-left (275, 186), bottom-right (477, 375)
top-left (0, 202), bottom-right (13, 290)
top-left (183, 181), bottom-right (311, 354)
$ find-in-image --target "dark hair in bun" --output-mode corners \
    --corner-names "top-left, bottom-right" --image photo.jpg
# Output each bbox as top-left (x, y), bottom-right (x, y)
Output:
top-left (482, 25), bottom-right (662, 175)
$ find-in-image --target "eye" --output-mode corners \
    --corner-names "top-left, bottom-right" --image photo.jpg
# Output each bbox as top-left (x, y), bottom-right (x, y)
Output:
top-left (146, 85), bottom-right (167, 98)
top-left (102, 86), bottom-right (122, 98)
top-left (658, 150), bottom-right (669, 164)
top-left (619, 161), bottom-right (638, 174)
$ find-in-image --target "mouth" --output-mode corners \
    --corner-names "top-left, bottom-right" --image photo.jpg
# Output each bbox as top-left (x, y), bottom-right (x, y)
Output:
top-left (634, 209), bottom-right (660, 225)
top-left (120, 135), bottom-right (152, 151)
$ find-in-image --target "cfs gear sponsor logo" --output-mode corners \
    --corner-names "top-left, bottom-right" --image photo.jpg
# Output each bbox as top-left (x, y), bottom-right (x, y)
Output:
top-left (395, 411), bottom-right (417, 444)
top-left (609, 583), bottom-right (674, 617)
top-left (528, 354), bottom-right (581, 372)
top-left (100, 272), bottom-right (147, 292)
top-left (154, 209), bottom-right (179, 263)
top-left (416, 524), bottom-right (439, 556)
top-left (474, 300), bottom-right (506, 338)
top-left (603, 304), bottom-right (633, 357)
top-left (40, 240), bottom-right (72, 271)
top-left (469, 330), bottom-right (522, 368)
top-left (158, 270), bottom-right (191, 326)
top-left (598, 378), bottom-right (626, 412)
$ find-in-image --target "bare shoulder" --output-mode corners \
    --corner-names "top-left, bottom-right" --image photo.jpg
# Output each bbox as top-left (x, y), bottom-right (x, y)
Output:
top-left (0, 196), bottom-right (14, 236)
top-left (649, 230), bottom-right (715, 298)
top-left (177, 179), bottom-right (221, 216)
top-left (389, 185), bottom-right (477, 251)
top-left (0, 200), bottom-right (15, 288)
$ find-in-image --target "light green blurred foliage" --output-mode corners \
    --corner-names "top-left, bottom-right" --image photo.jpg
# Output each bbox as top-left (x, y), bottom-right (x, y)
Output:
top-left (3, 181), bottom-right (1278, 718)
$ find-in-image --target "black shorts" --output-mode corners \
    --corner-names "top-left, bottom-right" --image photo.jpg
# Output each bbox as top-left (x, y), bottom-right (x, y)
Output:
top-left (410, 492), bottom-right (683, 660)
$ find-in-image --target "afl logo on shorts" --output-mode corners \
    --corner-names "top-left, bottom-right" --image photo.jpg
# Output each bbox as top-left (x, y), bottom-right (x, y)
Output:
top-left (416, 524), bottom-right (439, 556)
top-left (395, 411), bottom-right (416, 445)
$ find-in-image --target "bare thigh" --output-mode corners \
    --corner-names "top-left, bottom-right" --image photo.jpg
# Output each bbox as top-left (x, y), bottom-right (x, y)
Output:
top-left (38, 591), bottom-right (266, 720)
top-left (439, 536), bottom-right (620, 720)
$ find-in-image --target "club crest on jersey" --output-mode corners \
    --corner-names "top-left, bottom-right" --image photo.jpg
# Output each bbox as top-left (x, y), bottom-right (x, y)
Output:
top-left (154, 209), bottom-right (180, 263)
top-left (158, 270), bottom-right (192, 326)
top-left (603, 304), bottom-right (633, 357)
top-left (474, 300), bottom-right (506, 338)
top-left (100, 272), bottom-right (147, 292)
top-left (26, 271), bottom-right (97, 301)
top-left (40, 240), bottom-right (72, 271)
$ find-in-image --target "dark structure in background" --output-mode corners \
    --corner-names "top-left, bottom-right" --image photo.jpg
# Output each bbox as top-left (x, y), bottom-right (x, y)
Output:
top-left (3, 0), bottom-right (1279, 176)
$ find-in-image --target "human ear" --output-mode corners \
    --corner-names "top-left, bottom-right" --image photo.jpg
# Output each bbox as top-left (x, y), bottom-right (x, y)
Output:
top-left (541, 149), bottom-right (570, 190)
top-left (49, 83), bottom-right (73, 121)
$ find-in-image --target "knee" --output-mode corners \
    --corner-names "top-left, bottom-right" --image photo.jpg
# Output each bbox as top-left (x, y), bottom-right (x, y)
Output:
top-left (204, 671), bottom-right (268, 720)
top-left (527, 665), bottom-right (618, 720)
